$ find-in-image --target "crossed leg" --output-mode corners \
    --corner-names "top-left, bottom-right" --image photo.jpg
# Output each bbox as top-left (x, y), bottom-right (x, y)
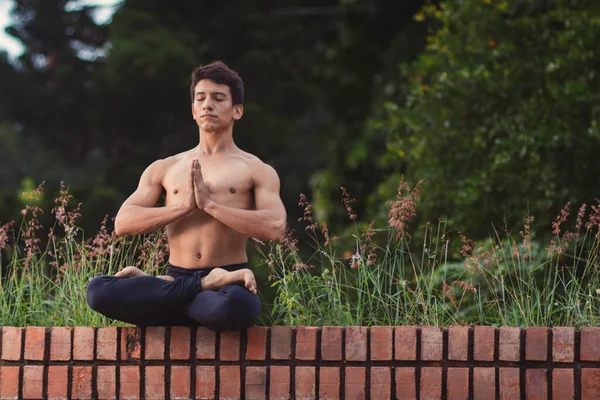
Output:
top-left (87, 266), bottom-right (260, 329)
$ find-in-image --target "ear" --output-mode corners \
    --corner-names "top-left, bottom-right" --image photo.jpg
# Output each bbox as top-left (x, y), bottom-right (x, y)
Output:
top-left (232, 104), bottom-right (243, 121)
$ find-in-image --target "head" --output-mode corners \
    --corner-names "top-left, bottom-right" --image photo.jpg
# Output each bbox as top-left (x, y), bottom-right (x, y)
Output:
top-left (190, 61), bottom-right (244, 133)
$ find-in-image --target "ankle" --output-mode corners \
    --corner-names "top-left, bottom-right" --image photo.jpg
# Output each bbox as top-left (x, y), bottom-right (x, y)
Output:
top-left (200, 275), bottom-right (215, 291)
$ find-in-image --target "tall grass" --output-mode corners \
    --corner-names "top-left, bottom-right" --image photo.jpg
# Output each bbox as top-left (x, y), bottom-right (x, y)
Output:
top-left (0, 183), bottom-right (168, 326)
top-left (257, 182), bottom-right (600, 327)
top-left (1, 180), bottom-right (599, 327)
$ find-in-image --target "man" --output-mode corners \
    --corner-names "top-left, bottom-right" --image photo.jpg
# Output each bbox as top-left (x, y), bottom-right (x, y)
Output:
top-left (86, 61), bottom-right (287, 331)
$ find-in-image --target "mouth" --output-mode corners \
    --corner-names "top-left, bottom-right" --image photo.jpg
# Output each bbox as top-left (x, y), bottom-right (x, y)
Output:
top-left (201, 115), bottom-right (217, 119)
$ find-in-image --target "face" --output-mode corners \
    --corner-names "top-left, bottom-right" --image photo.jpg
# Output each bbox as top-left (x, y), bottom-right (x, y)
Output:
top-left (191, 79), bottom-right (243, 132)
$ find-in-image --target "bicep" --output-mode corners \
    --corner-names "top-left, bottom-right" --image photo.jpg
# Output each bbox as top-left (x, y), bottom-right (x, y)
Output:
top-left (253, 164), bottom-right (286, 218)
top-left (120, 162), bottom-right (165, 209)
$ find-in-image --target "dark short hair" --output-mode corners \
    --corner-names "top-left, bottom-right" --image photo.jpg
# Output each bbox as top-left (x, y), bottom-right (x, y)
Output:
top-left (190, 61), bottom-right (244, 105)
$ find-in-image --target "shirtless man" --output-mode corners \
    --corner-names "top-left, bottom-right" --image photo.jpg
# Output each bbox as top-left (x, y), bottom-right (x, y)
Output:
top-left (86, 61), bottom-right (287, 331)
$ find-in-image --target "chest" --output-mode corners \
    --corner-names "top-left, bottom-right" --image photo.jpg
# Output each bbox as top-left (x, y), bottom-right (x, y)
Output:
top-left (163, 158), bottom-right (254, 206)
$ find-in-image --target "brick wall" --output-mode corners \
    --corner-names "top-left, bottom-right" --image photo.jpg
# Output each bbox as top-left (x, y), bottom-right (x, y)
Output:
top-left (0, 326), bottom-right (599, 399)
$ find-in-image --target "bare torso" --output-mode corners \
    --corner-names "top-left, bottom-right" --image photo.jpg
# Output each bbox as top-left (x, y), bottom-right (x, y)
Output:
top-left (160, 149), bottom-right (258, 268)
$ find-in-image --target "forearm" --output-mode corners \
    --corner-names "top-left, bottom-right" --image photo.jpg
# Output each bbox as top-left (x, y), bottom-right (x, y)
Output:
top-left (203, 201), bottom-right (286, 241)
top-left (114, 203), bottom-right (191, 236)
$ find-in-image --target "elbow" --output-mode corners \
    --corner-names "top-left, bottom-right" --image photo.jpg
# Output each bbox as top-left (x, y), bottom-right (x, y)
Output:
top-left (113, 216), bottom-right (128, 237)
top-left (269, 219), bottom-right (287, 242)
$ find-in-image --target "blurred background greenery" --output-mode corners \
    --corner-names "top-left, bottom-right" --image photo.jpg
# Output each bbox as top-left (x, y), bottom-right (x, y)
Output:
top-left (1, 0), bottom-right (599, 252)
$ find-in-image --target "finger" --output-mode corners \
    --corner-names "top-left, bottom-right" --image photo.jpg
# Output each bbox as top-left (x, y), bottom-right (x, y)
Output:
top-left (189, 163), bottom-right (195, 188)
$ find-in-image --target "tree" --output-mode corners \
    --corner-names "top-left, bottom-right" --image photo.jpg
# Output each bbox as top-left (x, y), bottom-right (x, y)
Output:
top-left (372, 0), bottom-right (600, 238)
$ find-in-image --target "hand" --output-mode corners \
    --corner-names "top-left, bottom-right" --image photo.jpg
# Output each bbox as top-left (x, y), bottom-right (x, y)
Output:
top-left (182, 161), bottom-right (197, 212)
top-left (192, 159), bottom-right (212, 209)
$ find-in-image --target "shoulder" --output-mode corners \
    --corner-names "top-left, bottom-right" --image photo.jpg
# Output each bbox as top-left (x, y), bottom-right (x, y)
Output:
top-left (244, 158), bottom-right (280, 187)
top-left (142, 152), bottom-right (186, 183)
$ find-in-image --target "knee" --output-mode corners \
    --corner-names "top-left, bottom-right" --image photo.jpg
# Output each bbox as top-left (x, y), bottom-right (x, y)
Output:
top-left (86, 276), bottom-right (112, 312)
top-left (224, 286), bottom-right (261, 326)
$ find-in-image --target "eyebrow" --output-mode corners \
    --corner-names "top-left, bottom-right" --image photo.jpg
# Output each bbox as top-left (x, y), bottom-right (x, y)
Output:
top-left (195, 91), bottom-right (228, 97)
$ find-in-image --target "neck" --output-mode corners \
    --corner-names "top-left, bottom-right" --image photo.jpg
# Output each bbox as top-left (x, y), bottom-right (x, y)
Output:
top-left (198, 128), bottom-right (235, 155)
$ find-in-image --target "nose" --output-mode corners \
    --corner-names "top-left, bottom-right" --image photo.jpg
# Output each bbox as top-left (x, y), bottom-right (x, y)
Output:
top-left (202, 98), bottom-right (214, 111)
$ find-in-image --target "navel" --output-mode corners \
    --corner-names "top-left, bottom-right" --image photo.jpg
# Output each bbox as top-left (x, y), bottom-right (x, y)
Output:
top-left (196, 252), bottom-right (202, 260)
top-left (173, 189), bottom-right (179, 195)
top-left (229, 188), bottom-right (236, 194)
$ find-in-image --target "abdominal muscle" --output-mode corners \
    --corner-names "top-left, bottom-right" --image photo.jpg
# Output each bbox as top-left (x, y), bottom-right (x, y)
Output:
top-left (165, 211), bottom-right (248, 269)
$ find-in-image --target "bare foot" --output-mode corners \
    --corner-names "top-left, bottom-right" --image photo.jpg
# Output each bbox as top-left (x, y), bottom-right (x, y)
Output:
top-left (201, 268), bottom-right (229, 291)
top-left (201, 268), bottom-right (257, 295)
top-left (115, 266), bottom-right (149, 278)
top-left (241, 269), bottom-right (257, 295)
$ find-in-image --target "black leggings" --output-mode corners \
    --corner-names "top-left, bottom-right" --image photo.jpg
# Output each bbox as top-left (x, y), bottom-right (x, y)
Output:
top-left (86, 263), bottom-right (261, 332)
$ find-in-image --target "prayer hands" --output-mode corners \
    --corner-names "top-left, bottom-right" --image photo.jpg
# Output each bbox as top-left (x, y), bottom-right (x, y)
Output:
top-left (192, 159), bottom-right (211, 210)
top-left (183, 159), bottom-right (212, 211)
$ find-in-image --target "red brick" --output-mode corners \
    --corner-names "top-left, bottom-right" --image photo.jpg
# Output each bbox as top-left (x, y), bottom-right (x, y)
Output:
top-left (580, 327), bottom-right (600, 361)
top-left (23, 365), bottom-right (44, 399)
top-left (170, 366), bottom-right (190, 400)
top-left (553, 327), bottom-right (574, 363)
top-left (271, 326), bottom-right (293, 360)
top-left (526, 369), bottom-right (547, 400)
top-left (120, 327), bottom-right (141, 361)
top-left (196, 366), bottom-right (216, 399)
top-left (97, 366), bottom-right (116, 400)
top-left (370, 367), bottom-right (390, 400)
top-left (145, 326), bottom-right (166, 360)
top-left (47, 366), bottom-right (68, 400)
top-left (219, 366), bottom-right (240, 400)
top-left (447, 368), bottom-right (469, 400)
top-left (72, 366), bottom-right (92, 399)
top-left (50, 327), bottom-right (72, 361)
top-left (526, 327), bottom-right (547, 361)
top-left (473, 368), bottom-right (494, 400)
top-left (24, 327), bottom-right (45, 360)
top-left (321, 326), bottom-right (342, 361)
top-left (474, 326), bottom-right (495, 361)
top-left (220, 330), bottom-right (240, 361)
top-left (295, 326), bottom-right (317, 360)
top-left (145, 366), bottom-right (165, 400)
top-left (345, 326), bottom-right (367, 361)
top-left (120, 365), bottom-right (140, 399)
top-left (448, 326), bottom-right (468, 361)
top-left (73, 327), bottom-right (94, 360)
top-left (319, 367), bottom-right (340, 400)
top-left (499, 368), bottom-right (520, 400)
top-left (582, 368), bottom-right (600, 399)
top-left (96, 327), bottom-right (117, 360)
top-left (395, 368), bottom-right (416, 400)
top-left (420, 367), bottom-right (442, 400)
top-left (421, 327), bottom-right (443, 361)
top-left (170, 326), bottom-right (191, 360)
top-left (370, 327), bottom-right (392, 361)
top-left (499, 327), bottom-right (520, 362)
top-left (246, 326), bottom-right (267, 360)
top-left (552, 369), bottom-right (574, 400)
top-left (2, 327), bottom-right (22, 361)
top-left (295, 366), bottom-right (316, 400)
top-left (0, 366), bottom-right (20, 399)
top-left (245, 366), bottom-right (267, 400)
top-left (395, 326), bottom-right (417, 360)
top-left (345, 367), bottom-right (365, 400)
top-left (270, 366), bottom-right (290, 399)
top-left (195, 327), bottom-right (215, 359)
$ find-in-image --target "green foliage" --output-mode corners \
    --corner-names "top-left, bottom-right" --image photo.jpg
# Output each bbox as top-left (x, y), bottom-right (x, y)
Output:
top-left (374, 0), bottom-right (600, 237)
top-left (259, 191), bottom-right (600, 327)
